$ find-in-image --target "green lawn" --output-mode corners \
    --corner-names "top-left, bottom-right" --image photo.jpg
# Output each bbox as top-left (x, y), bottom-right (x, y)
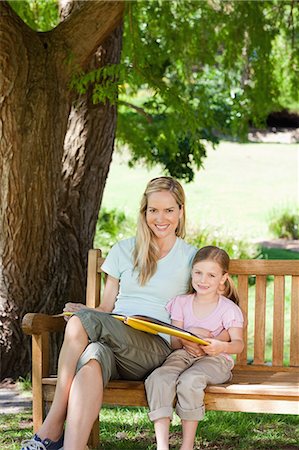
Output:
top-left (102, 141), bottom-right (298, 240)
top-left (2, 409), bottom-right (299, 450)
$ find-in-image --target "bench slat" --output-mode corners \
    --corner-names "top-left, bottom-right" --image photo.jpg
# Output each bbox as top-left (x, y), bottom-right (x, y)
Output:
top-left (254, 275), bottom-right (266, 364)
top-left (236, 275), bottom-right (248, 365)
top-left (273, 275), bottom-right (285, 366)
top-left (229, 260), bottom-right (299, 276)
top-left (290, 275), bottom-right (299, 366)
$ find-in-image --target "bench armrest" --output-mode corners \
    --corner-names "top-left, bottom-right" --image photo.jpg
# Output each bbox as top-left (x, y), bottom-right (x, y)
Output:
top-left (22, 313), bottom-right (66, 335)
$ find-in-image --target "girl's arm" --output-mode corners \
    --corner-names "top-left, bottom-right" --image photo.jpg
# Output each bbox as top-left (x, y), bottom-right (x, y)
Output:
top-left (64, 275), bottom-right (119, 314)
top-left (202, 327), bottom-right (244, 356)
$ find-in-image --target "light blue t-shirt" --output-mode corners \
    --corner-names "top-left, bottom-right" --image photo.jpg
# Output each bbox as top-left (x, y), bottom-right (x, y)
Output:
top-left (101, 237), bottom-right (197, 328)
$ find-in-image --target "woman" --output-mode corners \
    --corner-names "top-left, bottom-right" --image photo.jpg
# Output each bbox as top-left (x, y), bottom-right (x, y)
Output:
top-left (21, 176), bottom-right (197, 450)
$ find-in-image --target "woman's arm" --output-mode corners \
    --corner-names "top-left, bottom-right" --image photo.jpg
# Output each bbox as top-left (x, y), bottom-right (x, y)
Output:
top-left (64, 275), bottom-right (119, 314)
top-left (96, 275), bottom-right (119, 312)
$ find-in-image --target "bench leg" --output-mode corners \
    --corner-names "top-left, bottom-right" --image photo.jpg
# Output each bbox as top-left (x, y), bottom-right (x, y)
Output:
top-left (88, 417), bottom-right (99, 449)
top-left (32, 334), bottom-right (45, 432)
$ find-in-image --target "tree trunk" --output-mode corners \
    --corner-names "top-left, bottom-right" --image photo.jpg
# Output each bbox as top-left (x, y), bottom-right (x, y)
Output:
top-left (0, 1), bottom-right (123, 378)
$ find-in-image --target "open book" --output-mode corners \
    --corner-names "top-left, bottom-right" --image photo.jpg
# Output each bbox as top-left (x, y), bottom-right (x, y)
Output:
top-left (62, 311), bottom-right (209, 345)
top-left (111, 314), bottom-right (209, 345)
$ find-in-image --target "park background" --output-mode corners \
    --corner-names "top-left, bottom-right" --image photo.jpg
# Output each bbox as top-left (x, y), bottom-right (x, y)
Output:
top-left (1, 0), bottom-right (299, 449)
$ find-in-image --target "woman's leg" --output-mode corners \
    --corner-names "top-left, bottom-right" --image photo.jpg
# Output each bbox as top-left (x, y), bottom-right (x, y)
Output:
top-left (180, 420), bottom-right (198, 450)
top-left (37, 316), bottom-right (88, 441)
top-left (63, 360), bottom-right (104, 450)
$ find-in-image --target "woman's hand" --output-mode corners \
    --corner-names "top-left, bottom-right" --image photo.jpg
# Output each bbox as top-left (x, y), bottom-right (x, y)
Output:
top-left (63, 302), bottom-right (89, 320)
top-left (181, 338), bottom-right (205, 357)
top-left (189, 327), bottom-right (213, 338)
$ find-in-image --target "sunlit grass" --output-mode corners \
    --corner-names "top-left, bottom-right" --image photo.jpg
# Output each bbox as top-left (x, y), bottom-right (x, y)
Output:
top-left (2, 408), bottom-right (298, 450)
top-left (102, 141), bottom-right (298, 240)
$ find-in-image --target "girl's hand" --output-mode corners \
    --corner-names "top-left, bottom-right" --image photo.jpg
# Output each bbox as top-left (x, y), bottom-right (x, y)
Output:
top-left (202, 338), bottom-right (225, 356)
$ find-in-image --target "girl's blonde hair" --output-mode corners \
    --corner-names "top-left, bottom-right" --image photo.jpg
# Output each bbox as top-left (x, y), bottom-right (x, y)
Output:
top-left (134, 176), bottom-right (186, 285)
top-left (188, 245), bottom-right (239, 305)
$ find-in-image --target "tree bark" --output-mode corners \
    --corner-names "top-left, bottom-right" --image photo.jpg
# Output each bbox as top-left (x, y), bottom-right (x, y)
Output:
top-left (0, 1), bottom-right (124, 378)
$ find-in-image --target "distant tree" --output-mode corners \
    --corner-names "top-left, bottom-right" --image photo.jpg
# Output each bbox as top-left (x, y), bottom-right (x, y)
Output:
top-left (1, 0), bottom-right (298, 378)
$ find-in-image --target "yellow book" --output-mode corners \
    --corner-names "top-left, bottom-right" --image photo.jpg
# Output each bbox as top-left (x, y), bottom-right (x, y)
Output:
top-left (62, 311), bottom-right (209, 345)
top-left (111, 314), bottom-right (209, 346)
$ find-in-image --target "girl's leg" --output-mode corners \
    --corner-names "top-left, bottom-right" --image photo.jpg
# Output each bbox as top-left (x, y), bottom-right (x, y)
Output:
top-left (154, 417), bottom-right (171, 450)
top-left (180, 420), bottom-right (198, 450)
top-left (63, 360), bottom-right (104, 450)
top-left (37, 316), bottom-right (88, 441)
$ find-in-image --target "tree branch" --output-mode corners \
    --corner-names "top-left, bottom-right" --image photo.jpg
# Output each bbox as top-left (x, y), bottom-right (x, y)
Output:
top-left (119, 100), bottom-right (153, 123)
top-left (53, 0), bottom-right (125, 69)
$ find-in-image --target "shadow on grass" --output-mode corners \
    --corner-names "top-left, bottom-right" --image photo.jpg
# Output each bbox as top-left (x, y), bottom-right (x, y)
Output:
top-left (258, 247), bottom-right (299, 260)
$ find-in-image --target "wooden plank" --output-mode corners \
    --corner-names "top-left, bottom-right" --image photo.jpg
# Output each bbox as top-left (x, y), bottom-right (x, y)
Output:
top-left (272, 276), bottom-right (285, 366)
top-left (204, 395), bottom-right (299, 414)
top-left (254, 275), bottom-right (266, 364)
top-left (290, 275), bottom-right (299, 366)
top-left (88, 419), bottom-right (99, 449)
top-left (86, 249), bottom-right (101, 308)
top-left (42, 333), bottom-right (50, 378)
top-left (236, 275), bottom-right (248, 365)
top-left (32, 334), bottom-right (44, 432)
top-left (22, 313), bottom-right (65, 334)
top-left (229, 260), bottom-right (299, 276)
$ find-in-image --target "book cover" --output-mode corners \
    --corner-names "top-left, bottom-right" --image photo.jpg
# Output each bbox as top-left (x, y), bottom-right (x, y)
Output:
top-left (111, 313), bottom-right (209, 345)
top-left (62, 311), bottom-right (209, 345)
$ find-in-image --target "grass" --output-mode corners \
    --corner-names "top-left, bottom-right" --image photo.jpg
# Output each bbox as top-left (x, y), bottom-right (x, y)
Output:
top-left (102, 141), bottom-right (298, 240)
top-left (258, 247), bottom-right (299, 260)
top-left (2, 408), bottom-right (299, 450)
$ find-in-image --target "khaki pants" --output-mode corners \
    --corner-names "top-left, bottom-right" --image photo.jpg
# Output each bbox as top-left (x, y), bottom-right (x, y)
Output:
top-left (75, 310), bottom-right (172, 386)
top-left (145, 349), bottom-right (233, 421)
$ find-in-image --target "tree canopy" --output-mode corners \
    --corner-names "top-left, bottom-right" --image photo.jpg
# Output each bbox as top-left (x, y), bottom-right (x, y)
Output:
top-left (10, 0), bottom-right (299, 181)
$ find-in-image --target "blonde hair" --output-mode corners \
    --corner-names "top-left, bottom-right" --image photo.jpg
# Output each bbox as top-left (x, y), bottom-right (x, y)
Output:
top-left (134, 176), bottom-right (186, 285)
top-left (188, 245), bottom-right (239, 305)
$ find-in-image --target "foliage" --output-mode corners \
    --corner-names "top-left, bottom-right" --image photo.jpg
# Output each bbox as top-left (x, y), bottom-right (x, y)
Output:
top-left (94, 208), bottom-right (136, 257)
top-left (93, 207), bottom-right (257, 260)
top-left (269, 207), bottom-right (299, 240)
top-left (187, 227), bottom-right (257, 260)
top-left (11, 0), bottom-right (299, 181)
top-left (8, 0), bottom-right (58, 31)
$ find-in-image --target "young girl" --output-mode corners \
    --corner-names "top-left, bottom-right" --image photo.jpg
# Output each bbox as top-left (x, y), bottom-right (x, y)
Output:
top-left (145, 245), bottom-right (244, 450)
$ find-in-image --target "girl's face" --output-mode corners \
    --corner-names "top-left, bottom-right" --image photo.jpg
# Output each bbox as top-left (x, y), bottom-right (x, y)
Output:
top-left (191, 260), bottom-right (228, 298)
top-left (146, 190), bottom-right (183, 241)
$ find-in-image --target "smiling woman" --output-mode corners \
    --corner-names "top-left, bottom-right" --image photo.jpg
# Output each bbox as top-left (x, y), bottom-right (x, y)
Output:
top-left (22, 176), bottom-right (197, 450)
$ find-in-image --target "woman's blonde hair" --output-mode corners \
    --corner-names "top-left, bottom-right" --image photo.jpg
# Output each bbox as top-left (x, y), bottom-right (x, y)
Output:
top-left (188, 245), bottom-right (239, 305)
top-left (134, 176), bottom-right (186, 285)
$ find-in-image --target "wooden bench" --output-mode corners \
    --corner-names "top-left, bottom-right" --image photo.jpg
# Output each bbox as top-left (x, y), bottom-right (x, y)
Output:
top-left (22, 249), bottom-right (299, 449)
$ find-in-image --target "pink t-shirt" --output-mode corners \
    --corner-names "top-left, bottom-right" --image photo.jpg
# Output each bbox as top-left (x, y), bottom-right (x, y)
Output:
top-left (166, 294), bottom-right (244, 337)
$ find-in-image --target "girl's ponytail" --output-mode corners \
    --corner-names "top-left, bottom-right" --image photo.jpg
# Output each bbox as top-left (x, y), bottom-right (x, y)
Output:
top-left (222, 275), bottom-right (239, 305)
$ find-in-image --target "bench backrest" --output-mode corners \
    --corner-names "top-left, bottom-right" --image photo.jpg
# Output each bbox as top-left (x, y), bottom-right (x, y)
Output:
top-left (86, 250), bottom-right (299, 370)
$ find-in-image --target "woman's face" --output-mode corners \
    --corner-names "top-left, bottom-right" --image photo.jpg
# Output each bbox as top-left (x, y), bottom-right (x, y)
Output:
top-left (146, 190), bottom-right (183, 240)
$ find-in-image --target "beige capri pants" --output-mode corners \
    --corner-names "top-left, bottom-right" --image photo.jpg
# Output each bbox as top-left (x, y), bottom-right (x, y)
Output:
top-left (74, 310), bottom-right (172, 387)
top-left (145, 348), bottom-right (233, 422)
